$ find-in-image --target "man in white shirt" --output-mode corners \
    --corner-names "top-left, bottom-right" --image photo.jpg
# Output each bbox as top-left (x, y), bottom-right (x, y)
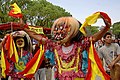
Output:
top-left (98, 32), bottom-right (120, 80)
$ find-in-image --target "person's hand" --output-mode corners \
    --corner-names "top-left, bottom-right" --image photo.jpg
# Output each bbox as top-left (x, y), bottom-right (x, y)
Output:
top-left (19, 18), bottom-right (26, 29)
top-left (17, 18), bottom-right (29, 30)
top-left (100, 12), bottom-right (111, 27)
top-left (108, 61), bottom-right (115, 69)
top-left (42, 37), bottom-right (48, 44)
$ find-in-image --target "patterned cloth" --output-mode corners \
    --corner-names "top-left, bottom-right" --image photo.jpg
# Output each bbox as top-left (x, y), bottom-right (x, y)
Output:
top-left (46, 37), bottom-right (90, 80)
top-left (7, 50), bottom-right (33, 80)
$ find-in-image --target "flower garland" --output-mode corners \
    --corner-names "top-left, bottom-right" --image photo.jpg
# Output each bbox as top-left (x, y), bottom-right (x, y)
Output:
top-left (54, 48), bottom-right (81, 74)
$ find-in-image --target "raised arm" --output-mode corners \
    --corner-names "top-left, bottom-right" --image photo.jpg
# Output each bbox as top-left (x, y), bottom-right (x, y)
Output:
top-left (19, 18), bottom-right (48, 44)
top-left (92, 12), bottom-right (111, 42)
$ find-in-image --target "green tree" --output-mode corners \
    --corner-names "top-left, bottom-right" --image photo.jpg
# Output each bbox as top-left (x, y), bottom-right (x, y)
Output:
top-left (0, 0), bottom-right (71, 28)
top-left (23, 0), bottom-right (71, 27)
top-left (85, 26), bottom-right (99, 36)
top-left (0, 0), bottom-right (31, 37)
top-left (112, 22), bottom-right (120, 38)
top-left (0, 0), bottom-right (30, 23)
top-left (0, 0), bottom-right (71, 37)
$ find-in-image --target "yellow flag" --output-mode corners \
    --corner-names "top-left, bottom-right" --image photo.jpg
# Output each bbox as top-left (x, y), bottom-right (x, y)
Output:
top-left (1, 48), bottom-right (6, 78)
top-left (80, 12), bottom-right (100, 36)
top-left (11, 3), bottom-right (22, 14)
top-left (29, 26), bottom-right (44, 34)
top-left (13, 38), bottom-right (19, 63)
top-left (8, 35), bottom-right (19, 63)
top-left (9, 35), bottom-right (13, 58)
top-left (89, 41), bottom-right (104, 80)
top-left (86, 41), bottom-right (110, 80)
top-left (24, 45), bottom-right (44, 76)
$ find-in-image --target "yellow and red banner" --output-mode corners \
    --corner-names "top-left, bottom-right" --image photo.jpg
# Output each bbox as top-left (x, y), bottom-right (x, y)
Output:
top-left (8, 3), bottom-right (23, 18)
top-left (18, 45), bottom-right (45, 78)
top-left (1, 34), bottom-right (19, 77)
top-left (86, 41), bottom-right (110, 80)
top-left (1, 47), bottom-right (10, 78)
top-left (80, 12), bottom-right (111, 36)
top-left (5, 34), bottom-right (19, 63)
top-left (1, 34), bottom-right (45, 78)
top-left (28, 26), bottom-right (44, 34)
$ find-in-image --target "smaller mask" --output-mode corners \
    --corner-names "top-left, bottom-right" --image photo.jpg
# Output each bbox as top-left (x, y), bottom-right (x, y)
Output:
top-left (16, 38), bottom-right (25, 48)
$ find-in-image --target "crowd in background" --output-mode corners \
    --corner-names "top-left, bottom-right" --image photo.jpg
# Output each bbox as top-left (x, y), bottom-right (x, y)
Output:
top-left (95, 37), bottom-right (120, 51)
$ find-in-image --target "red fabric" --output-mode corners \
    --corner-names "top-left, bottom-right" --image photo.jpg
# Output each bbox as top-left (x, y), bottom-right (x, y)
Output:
top-left (4, 35), bottom-right (17, 63)
top-left (8, 10), bottom-right (23, 18)
top-left (4, 53), bottom-right (10, 76)
top-left (2, 47), bottom-right (10, 77)
top-left (0, 22), bottom-right (20, 30)
top-left (85, 53), bottom-right (92, 80)
top-left (5, 35), bottom-right (10, 50)
top-left (86, 43), bottom-right (110, 80)
top-left (100, 12), bottom-right (111, 27)
top-left (25, 54), bottom-right (44, 78)
top-left (0, 22), bottom-right (51, 34)
top-left (100, 12), bottom-right (111, 24)
top-left (4, 35), bottom-right (11, 59)
top-left (93, 44), bottom-right (110, 80)
top-left (18, 49), bottom-right (44, 78)
top-left (23, 24), bottom-right (29, 29)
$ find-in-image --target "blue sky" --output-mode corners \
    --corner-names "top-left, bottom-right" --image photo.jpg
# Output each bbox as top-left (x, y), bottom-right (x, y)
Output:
top-left (47, 0), bottom-right (120, 26)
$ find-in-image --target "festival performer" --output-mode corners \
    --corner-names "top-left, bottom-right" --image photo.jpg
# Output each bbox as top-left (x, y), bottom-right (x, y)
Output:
top-left (16, 11), bottom-right (111, 80)
top-left (0, 31), bottom-right (33, 80)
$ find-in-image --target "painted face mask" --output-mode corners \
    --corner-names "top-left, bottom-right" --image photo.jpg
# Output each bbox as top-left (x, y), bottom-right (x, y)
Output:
top-left (16, 38), bottom-right (25, 48)
top-left (12, 31), bottom-right (33, 52)
top-left (52, 22), bottom-right (70, 41)
top-left (51, 17), bottom-right (80, 44)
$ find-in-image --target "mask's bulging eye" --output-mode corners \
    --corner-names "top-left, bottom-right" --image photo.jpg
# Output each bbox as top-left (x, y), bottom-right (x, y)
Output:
top-left (60, 26), bottom-right (63, 30)
top-left (55, 27), bottom-right (58, 31)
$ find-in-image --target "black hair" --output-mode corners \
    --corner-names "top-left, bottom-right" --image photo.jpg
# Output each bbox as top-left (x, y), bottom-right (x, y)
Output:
top-left (103, 32), bottom-right (112, 39)
top-left (71, 21), bottom-right (83, 42)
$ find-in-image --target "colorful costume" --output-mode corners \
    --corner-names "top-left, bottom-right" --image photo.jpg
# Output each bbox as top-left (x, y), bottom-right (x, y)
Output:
top-left (1, 31), bottom-right (33, 80)
top-left (46, 38), bottom-right (90, 80)
top-left (8, 51), bottom-right (33, 79)
top-left (1, 10), bottom-right (111, 80)
top-left (41, 12), bottom-right (111, 80)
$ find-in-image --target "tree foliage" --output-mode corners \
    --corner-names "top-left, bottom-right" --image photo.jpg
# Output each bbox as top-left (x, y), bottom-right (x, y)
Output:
top-left (85, 26), bottom-right (99, 36)
top-left (112, 22), bottom-right (120, 38)
top-left (0, 0), bottom-right (71, 28)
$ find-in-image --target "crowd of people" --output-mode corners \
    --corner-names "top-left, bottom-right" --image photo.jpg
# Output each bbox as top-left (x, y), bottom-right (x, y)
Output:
top-left (0, 11), bottom-right (120, 80)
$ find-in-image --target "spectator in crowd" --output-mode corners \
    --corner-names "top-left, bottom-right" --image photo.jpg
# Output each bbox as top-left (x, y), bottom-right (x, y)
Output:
top-left (114, 38), bottom-right (118, 43)
top-left (95, 39), bottom-right (104, 51)
top-left (98, 32), bottom-right (120, 80)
